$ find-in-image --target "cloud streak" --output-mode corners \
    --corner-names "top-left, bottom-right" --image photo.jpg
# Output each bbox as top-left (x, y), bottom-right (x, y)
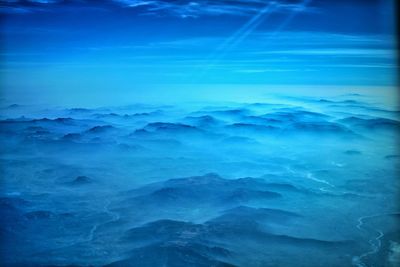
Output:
top-left (0, 0), bottom-right (318, 17)
top-left (252, 48), bottom-right (395, 58)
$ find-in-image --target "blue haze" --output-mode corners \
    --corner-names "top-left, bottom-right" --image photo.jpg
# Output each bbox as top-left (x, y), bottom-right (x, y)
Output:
top-left (0, 0), bottom-right (399, 266)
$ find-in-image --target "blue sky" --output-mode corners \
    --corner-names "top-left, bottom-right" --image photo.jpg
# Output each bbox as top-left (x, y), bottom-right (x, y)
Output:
top-left (0, 0), bottom-right (397, 105)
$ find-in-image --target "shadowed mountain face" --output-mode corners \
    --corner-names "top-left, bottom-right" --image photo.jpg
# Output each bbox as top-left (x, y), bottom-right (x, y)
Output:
top-left (0, 94), bottom-right (399, 267)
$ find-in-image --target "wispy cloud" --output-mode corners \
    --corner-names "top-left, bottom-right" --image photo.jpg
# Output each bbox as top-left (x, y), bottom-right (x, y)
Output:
top-left (252, 48), bottom-right (395, 58)
top-left (235, 68), bottom-right (316, 73)
top-left (115, 0), bottom-right (318, 18)
top-left (0, 0), bottom-right (318, 17)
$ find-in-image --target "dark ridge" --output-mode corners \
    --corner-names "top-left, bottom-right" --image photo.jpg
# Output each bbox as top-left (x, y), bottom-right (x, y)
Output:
top-left (318, 99), bottom-right (333, 103)
top-left (319, 99), bottom-right (363, 105)
top-left (385, 154), bottom-right (400, 159)
top-left (338, 116), bottom-right (400, 130)
top-left (62, 133), bottom-right (82, 140)
top-left (233, 177), bottom-right (266, 184)
top-left (131, 111), bottom-right (157, 117)
top-left (343, 93), bottom-right (363, 97)
top-left (118, 213), bottom-right (347, 267)
top-left (132, 128), bottom-right (151, 136)
top-left (92, 113), bottom-right (120, 118)
top-left (264, 182), bottom-right (306, 193)
top-left (53, 118), bottom-right (74, 123)
top-left (292, 110), bottom-right (330, 117)
top-left (87, 125), bottom-right (115, 133)
top-left (138, 218), bottom-right (194, 229)
top-left (68, 175), bottom-right (93, 185)
top-left (284, 95), bottom-right (366, 106)
top-left (212, 206), bottom-right (300, 225)
top-left (263, 110), bottom-right (330, 121)
top-left (262, 233), bottom-right (354, 247)
top-left (344, 150), bottom-right (362, 155)
top-left (205, 209), bottom-right (351, 247)
top-left (342, 100), bottom-right (360, 104)
top-left (134, 173), bottom-right (292, 194)
top-left (337, 116), bottom-right (367, 124)
top-left (31, 118), bottom-right (51, 122)
top-left (68, 108), bottom-right (91, 113)
top-left (123, 219), bottom-right (201, 243)
top-left (117, 219), bottom-right (235, 266)
top-left (227, 123), bottom-right (278, 132)
top-left (241, 115), bottom-right (282, 125)
top-left (30, 117), bottom-right (75, 124)
top-left (123, 174), bottom-right (208, 200)
top-left (105, 242), bottom-right (236, 267)
top-left (223, 189), bottom-right (282, 202)
top-left (164, 173), bottom-right (224, 187)
top-left (206, 220), bottom-right (353, 248)
top-left (147, 187), bottom-right (196, 201)
top-left (223, 206), bottom-right (300, 218)
top-left (0, 118), bottom-right (30, 124)
top-left (144, 122), bottom-right (200, 132)
top-left (287, 122), bottom-right (353, 134)
top-left (122, 173), bottom-right (291, 210)
top-left (365, 107), bottom-right (400, 114)
top-left (184, 115), bottom-right (222, 126)
top-left (7, 104), bottom-right (20, 108)
top-left (246, 102), bottom-right (281, 107)
top-left (143, 186), bottom-right (281, 204)
top-left (330, 103), bottom-right (400, 115)
top-left (92, 112), bottom-right (159, 119)
top-left (126, 110), bottom-right (163, 118)
top-left (211, 108), bottom-right (250, 116)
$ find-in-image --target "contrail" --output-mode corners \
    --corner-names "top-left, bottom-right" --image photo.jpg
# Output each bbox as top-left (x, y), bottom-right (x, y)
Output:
top-left (222, 0), bottom-right (312, 57)
top-left (209, 3), bottom-right (275, 60)
top-left (233, 0), bottom-right (312, 48)
top-left (191, 0), bottom-right (312, 81)
top-left (195, 2), bottom-right (275, 77)
top-left (269, 0), bottom-right (312, 37)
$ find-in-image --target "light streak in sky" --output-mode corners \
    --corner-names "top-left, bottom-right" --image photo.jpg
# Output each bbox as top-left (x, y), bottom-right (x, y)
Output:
top-left (192, 0), bottom-right (312, 81)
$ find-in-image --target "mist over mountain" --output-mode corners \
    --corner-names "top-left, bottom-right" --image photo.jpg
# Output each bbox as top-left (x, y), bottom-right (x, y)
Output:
top-left (0, 93), bottom-right (399, 266)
